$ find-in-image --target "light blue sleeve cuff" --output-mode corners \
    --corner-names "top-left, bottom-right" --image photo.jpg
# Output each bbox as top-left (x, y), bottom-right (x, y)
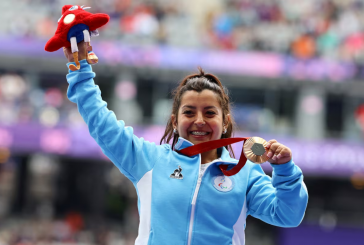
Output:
top-left (270, 159), bottom-right (296, 176)
top-left (66, 59), bottom-right (91, 73)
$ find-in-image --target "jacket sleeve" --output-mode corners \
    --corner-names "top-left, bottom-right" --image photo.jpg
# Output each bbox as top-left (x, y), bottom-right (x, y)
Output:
top-left (246, 160), bottom-right (308, 227)
top-left (66, 60), bottom-right (166, 183)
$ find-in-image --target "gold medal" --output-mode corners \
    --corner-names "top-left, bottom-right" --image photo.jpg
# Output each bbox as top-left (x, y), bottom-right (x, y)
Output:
top-left (243, 137), bottom-right (269, 164)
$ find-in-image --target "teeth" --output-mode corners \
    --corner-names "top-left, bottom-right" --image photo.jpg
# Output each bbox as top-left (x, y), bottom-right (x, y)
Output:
top-left (191, 131), bottom-right (208, 135)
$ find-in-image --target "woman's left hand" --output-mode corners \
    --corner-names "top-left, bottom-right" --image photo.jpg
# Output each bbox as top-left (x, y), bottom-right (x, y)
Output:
top-left (266, 139), bottom-right (292, 165)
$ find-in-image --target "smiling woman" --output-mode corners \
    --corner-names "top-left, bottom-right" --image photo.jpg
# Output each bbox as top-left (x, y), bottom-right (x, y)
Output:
top-left (161, 68), bottom-right (236, 160)
top-left (65, 48), bottom-right (308, 245)
top-left (161, 68), bottom-right (234, 165)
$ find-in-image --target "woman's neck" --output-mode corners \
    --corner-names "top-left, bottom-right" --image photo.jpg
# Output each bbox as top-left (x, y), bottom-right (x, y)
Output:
top-left (201, 149), bottom-right (218, 165)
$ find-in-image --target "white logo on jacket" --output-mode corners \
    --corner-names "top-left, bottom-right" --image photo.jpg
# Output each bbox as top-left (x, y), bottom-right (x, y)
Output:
top-left (170, 165), bottom-right (183, 179)
top-left (213, 175), bottom-right (234, 192)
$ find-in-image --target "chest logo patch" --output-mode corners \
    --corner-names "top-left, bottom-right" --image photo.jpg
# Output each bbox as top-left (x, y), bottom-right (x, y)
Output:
top-left (170, 165), bottom-right (183, 180)
top-left (213, 175), bottom-right (234, 192)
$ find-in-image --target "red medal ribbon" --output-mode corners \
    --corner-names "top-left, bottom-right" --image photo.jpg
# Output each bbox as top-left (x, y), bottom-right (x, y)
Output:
top-left (176, 137), bottom-right (250, 176)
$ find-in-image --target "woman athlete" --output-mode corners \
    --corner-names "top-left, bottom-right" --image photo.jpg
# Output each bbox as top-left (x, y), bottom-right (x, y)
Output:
top-left (64, 42), bottom-right (308, 245)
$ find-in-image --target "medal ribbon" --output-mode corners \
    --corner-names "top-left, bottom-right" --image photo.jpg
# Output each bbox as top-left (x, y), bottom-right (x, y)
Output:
top-left (176, 137), bottom-right (249, 176)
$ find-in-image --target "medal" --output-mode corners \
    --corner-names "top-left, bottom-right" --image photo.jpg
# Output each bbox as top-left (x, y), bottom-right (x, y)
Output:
top-left (243, 137), bottom-right (269, 164)
top-left (177, 136), bottom-right (269, 176)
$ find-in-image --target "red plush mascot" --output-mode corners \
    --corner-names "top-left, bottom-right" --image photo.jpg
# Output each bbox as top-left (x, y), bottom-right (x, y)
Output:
top-left (45, 5), bottom-right (110, 71)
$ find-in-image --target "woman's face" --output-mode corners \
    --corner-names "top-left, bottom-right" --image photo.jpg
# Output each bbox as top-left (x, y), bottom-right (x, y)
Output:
top-left (172, 89), bottom-right (229, 145)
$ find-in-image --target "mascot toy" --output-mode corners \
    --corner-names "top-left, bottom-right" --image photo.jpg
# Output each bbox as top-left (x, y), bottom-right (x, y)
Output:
top-left (45, 5), bottom-right (110, 71)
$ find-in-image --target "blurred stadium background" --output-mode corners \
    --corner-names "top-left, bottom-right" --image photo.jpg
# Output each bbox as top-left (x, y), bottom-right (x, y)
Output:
top-left (1, 0), bottom-right (364, 244)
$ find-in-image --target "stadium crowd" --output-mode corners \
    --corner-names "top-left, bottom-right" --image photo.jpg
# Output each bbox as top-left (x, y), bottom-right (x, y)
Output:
top-left (2, 0), bottom-right (364, 64)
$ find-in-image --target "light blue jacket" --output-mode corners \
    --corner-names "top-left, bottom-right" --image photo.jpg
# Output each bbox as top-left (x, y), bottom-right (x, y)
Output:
top-left (66, 60), bottom-right (308, 245)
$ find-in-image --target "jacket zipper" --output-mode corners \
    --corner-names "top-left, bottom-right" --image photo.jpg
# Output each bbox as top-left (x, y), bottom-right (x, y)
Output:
top-left (187, 158), bottom-right (219, 245)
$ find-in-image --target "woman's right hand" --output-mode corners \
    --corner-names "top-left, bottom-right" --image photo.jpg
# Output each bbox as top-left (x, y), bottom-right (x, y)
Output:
top-left (63, 41), bottom-right (87, 63)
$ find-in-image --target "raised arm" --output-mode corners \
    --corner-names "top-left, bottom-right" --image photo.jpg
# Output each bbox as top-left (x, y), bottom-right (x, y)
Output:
top-left (246, 160), bottom-right (308, 227)
top-left (64, 43), bottom-right (167, 183)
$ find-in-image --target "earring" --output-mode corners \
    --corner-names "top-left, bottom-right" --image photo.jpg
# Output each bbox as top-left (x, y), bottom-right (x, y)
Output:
top-left (222, 128), bottom-right (227, 134)
top-left (173, 128), bottom-right (178, 134)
